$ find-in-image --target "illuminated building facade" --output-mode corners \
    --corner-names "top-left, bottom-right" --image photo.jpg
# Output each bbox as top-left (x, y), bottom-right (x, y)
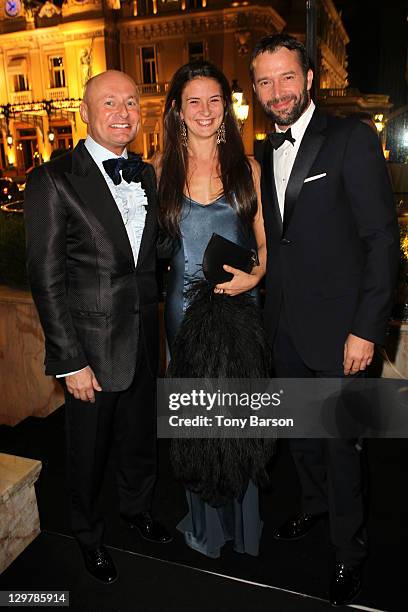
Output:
top-left (0, 0), bottom-right (388, 175)
top-left (0, 0), bottom-right (106, 175)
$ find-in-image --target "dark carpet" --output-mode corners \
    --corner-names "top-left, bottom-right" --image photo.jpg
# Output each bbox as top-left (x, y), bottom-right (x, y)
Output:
top-left (1, 406), bottom-right (404, 611)
top-left (1, 532), bottom-right (337, 612)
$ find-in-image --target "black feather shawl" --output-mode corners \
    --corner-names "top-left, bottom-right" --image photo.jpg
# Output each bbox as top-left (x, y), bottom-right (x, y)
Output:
top-left (167, 281), bottom-right (275, 507)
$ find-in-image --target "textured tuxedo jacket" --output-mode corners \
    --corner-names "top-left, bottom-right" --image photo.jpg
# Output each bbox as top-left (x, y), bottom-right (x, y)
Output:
top-left (261, 110), bottom-right (399, 370)
top-left (24, 141), bottom-right (159, 391)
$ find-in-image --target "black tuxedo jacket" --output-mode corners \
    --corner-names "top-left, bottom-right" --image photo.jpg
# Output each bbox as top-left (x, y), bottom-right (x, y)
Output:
top-left (261, 109), bottom-right (399, 370)
top-left (24, 141), bottom-right (159, 391)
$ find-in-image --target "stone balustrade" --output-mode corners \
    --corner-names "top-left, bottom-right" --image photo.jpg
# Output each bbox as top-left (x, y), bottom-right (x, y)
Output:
top-left (0, 453), bottom-right (42, 573)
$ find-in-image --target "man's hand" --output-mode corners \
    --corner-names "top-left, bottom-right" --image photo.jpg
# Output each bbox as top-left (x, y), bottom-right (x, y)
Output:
top-left (343, 334), bottom-right (374, 376)
top-left (66, 366), bottom-right (102, 402)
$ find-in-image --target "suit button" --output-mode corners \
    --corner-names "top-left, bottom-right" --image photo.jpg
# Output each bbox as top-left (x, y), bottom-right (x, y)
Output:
top-left (281, 238), bottom-right (291, 245)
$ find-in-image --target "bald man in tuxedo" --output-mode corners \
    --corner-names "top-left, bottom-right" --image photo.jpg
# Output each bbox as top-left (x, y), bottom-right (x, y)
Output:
top-left (25, 70), bottom-right (171, 584)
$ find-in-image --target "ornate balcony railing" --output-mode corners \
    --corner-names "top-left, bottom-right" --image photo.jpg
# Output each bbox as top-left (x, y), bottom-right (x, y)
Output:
top-left (319, 88), bottom-right (348, 98)
top-left (138, 82), bottom-right (169, 96)
top-left (10, 91), bottom-right (32, 105)
top-left (45, 87), bottom-right (69, 101)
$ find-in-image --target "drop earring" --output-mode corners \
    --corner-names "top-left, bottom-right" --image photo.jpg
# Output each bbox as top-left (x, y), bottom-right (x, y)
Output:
top-left (216, 122), bottom-right (226, 145)
top-left (180, 120), bottom-right (188, 147)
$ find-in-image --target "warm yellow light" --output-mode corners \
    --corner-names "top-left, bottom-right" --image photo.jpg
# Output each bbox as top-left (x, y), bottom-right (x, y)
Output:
top-left (374, 113), bottom-right (385, 132)
top-left (402, 233), bottom-right (408, 260)
top-left (232, 91), bottom-right (243, 106)
top-left (7, 151), bottom-right (15, 165)
top-left (236, 103), bottom-right (249, 122)
top-left (255, 132), bottom-right (267, 141)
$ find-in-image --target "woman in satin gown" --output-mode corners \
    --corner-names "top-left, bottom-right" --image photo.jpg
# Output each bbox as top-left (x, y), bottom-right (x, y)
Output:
top-left (156, 61), bottom-right (269, 559)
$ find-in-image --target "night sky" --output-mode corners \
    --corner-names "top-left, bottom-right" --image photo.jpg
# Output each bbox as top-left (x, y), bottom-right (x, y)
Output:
top-left (334, 0), bottom-right (381, 92)
top-left (334, 0), bottom-right (407, 107)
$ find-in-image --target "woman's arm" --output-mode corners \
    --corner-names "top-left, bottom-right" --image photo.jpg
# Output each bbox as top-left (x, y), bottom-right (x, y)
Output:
top-left (215, 157), bottom-right (267, 296)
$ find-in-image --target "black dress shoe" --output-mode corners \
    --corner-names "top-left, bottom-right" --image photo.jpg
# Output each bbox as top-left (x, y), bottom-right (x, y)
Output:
top-left (82, 546), bottom-right (118, 584)
top-left (329, 563), bottom-right (361, 606)
top-left (121, 512), bottom-right (173, 544)
top-left (273, 512), bottom-right (326, 541)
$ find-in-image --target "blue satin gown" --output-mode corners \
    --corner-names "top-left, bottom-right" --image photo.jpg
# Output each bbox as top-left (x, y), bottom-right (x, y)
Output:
top-left (165, 194), bottom-right (262, 558)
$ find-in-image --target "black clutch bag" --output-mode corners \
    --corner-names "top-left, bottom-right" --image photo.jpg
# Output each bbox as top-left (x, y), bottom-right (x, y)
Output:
top-left (202, 233), bottom-right (259, 283)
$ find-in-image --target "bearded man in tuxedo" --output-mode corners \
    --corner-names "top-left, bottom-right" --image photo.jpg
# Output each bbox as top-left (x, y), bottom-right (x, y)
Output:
top-left (251, 34), bottom-right (399, 606)
top-left (24, 70), bottom-right (171, 584)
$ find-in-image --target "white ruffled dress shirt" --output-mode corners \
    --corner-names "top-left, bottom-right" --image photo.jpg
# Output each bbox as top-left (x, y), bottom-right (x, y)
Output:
top-left (84, 135), bottom-right (148, 266)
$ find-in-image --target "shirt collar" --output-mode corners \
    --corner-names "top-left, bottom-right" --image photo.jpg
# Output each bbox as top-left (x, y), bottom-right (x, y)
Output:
top-left (276, 99), bottom-right (315, 142)
top-left (84, 135), bottom-right (128, 169)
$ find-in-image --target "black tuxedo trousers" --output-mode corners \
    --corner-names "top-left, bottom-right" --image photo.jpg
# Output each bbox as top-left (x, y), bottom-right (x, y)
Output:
top-left (64, 338), bottom-right (156, 551)
top-left (273, 305), bottom-right (367, 565)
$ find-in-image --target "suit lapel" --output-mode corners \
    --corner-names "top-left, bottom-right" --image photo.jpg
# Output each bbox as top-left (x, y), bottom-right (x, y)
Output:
top-left (262, 139), bottom-right (283, 235)
top-left (282, 110), bottom-right (327, 236)
top-left (65, 141), bottom-right (135, 264)
top-left (136, 164), bottom-right (157, 269)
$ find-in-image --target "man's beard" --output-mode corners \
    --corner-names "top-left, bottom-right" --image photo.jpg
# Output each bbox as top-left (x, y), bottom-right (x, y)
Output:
top-left (261, 82), bottom-right (309, 127)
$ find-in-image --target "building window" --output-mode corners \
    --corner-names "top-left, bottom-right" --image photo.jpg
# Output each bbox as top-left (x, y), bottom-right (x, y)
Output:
top-left (138, 0), bottom-right (154, 15)
top-left (17, 128), bottom-right (38, 172)
top-left (141, 47), bottom-right (157, 84)
top-left (146, 132), bottom-right (159, 159)
top-left (188, 41), bottom-right (205, 63)
top-left (55, 125), bottom-right (73, 150)
top-left (8, 56), bottom-right (29, 92)
top-left (187, 0), bottom-right (203, 8)
top-left (49, 56), bottom-right (66, 88)
top-left (13, 74), bottom-right (29, 92)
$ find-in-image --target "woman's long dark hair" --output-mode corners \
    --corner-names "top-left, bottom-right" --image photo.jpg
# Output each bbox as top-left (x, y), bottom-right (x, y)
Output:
top-left (159, 61), bottom-right (257, 237)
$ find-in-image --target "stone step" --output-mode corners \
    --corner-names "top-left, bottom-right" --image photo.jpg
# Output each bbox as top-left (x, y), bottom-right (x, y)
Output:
top-left (0, 453), bottom-right (42, 574)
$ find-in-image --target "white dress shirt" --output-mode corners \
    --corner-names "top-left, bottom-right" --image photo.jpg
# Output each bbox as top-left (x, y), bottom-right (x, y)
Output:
top-left (273, 100), bottom-right (315, 218)
top-left (84, 135), bottom-right (148, 266)
top-left (57, 136), bottom-right (148, 379)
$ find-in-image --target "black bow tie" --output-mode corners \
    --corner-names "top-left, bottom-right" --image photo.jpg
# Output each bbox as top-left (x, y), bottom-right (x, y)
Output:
top-left (268, 129), bottom-right (296, 150)
top-left (102, 155), bottom-right (145, 186)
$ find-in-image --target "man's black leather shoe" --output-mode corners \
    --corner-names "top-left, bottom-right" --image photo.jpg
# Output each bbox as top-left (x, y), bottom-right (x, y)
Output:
top-left (329, 563), bottom-right (361, 606)
top-left (121, 512), bottom-right (173, 544)
top-left (273, 512), bottom-right (326, 541)
top-left (82, 546), bottom-right (118, 584)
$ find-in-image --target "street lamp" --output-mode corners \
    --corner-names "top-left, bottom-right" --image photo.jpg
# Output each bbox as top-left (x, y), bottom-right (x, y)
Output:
top-left (6, 133), bottom-right (13, 147)
top-left (235, 101), bottom-right (249, 126)
top-left (231, 79), bottom-right (249, 134)
top-left (374, 113), bottom-right (385, 133)
top-left (231, 79), bottom-right (243, 106)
